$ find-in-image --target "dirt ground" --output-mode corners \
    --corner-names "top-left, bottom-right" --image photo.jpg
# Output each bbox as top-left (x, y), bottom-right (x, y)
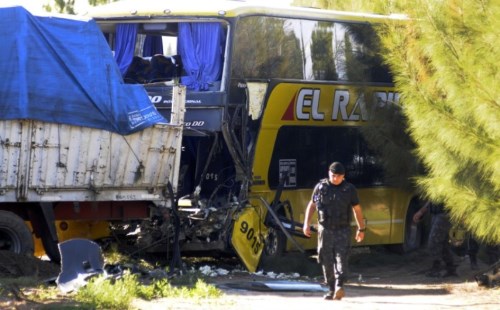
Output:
top-left (169, 247), bottom-right (499, 310)
top-left (0, 247), bottom-right (499, 310)
top-left (0, 251), bottom-right (60, 279)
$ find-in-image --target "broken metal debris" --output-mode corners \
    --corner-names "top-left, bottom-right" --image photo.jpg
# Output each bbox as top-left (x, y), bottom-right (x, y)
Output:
top-left (54, 239), bottom-right (330, 294)
top-left (56, 238), bottom-right (105, 293)
top-left (196, 264), bottom-right (327, 292)
top-left (218, 280), bottom-right (328, 292)
top-left (475, 261), bottom-right (500, 288)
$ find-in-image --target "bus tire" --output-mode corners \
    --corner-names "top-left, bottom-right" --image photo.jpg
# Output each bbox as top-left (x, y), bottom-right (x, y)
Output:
top-left (264, 227), bottom-right (286, 257)
top-left (389, 201), bottom-right (423, 254)
top-left (0, 210), bottom-right (35, 256)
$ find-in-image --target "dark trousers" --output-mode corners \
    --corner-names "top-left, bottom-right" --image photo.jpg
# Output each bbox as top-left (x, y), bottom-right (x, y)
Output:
top-left (317, 226), bottom-right (351, 291)
top-left (428, 213), bottom-right (454, 268)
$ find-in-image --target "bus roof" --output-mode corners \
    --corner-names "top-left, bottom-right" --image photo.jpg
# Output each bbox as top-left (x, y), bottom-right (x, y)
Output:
top-left (86, 0), bottom-right (407, 23)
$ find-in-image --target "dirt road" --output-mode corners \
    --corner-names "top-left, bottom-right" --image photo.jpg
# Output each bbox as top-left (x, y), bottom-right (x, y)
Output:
top-left (134, 247), bottom-right (499, 310)
top-left (1, 247), bottom-right (498, 309)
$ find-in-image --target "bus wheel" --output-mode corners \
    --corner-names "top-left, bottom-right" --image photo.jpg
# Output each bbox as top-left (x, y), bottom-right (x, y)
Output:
top-left (0, 210), bottom-right (35, 256)
top-left (389, 202), bottom-right (423, 254)
top-left (264, 227), bottom-right (286, 257)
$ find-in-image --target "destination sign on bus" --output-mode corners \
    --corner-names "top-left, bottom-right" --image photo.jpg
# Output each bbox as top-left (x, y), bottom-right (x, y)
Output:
top-left (281, 87), bottom-right (400, 122)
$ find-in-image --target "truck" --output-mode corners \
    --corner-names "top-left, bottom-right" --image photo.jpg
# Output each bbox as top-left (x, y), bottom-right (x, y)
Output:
top-left (0, 6), bottom-right (184, 262)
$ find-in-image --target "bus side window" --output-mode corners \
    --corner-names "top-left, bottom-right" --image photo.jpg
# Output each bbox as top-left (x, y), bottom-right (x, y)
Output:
top-left (124, 56), bottom-right (152, 84)
top-left (148, 54), bottom-right (183, 82)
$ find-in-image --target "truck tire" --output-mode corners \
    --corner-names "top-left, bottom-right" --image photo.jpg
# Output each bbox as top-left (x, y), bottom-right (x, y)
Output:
top-left (0, 210), bottom-right (35, 256)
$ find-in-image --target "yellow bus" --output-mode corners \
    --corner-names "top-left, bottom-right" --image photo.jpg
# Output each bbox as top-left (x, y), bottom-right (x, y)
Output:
top-left (89, 0), bottom-right (422, 272)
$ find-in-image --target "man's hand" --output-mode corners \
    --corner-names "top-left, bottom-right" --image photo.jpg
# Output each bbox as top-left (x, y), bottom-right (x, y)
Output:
top-left (355, 230), bottom-right (364, 242)
top-left (413, 202), bottom-right (430, 223)
top-left (303, 200), bottom-right (316, 238)
top-left (303, 225), bottom-right (311, 237)
top-left (413, 211), bottom-right (422, 223)
top-left (413, 207), bottom-right (426, 223)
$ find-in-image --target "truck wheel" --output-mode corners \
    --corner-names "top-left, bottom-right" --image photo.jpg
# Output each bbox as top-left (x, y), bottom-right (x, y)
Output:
top-left (264, 227), bottom-right (286, 257)
top-left (0, 210), bottom-right (35, 256)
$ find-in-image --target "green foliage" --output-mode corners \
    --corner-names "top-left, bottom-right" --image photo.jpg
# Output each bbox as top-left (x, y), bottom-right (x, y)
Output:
top-left (88, 0), bottom-right (115, 6)
top-left (359, 99), bottom-right (421, 189)
top-left (28, 285), bottom-right (59, 302)
top-left (295, 0), bottom-right (500, 243)
top-left (311, 23), bottom-right (338, 80)
top-left (42, 0), bottom-right (119, 14)
top-left (137, 278), bottom-right (172, 300)
top-left (76, 274), bottom-right (139, 309)
top-left (232, 16), bottom-right (303, 80)
top-left (43, 0), bottom-right (76, 14)
top-left (75, 273), bottom-right (223, 309)
top-left (292, 0), bottom-right (387, 13)
top-left (376, 0), bottom-right (500, 243)
top-left (191, 279), bottom-right (223, 299)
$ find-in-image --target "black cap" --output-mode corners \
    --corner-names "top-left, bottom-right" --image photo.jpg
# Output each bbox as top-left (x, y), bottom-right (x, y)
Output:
top-left (329, 162), bottom-right (345, 174)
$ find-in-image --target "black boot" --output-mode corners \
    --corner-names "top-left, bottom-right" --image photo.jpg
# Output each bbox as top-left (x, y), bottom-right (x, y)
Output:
top-left (324, 284), bottom-right (335, 300)
top-left (323, 291), bottom-right (334, 300)
top-left (426, 260), bottom-right (442, 277)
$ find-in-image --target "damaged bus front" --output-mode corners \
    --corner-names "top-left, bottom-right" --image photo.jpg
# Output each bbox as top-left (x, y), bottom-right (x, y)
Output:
top-left (89, 0), bottom-right (421, 272)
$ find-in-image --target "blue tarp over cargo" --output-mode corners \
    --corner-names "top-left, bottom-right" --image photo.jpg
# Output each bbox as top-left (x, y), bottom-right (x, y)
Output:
top-left (0, 6), bottom-right (166, 135)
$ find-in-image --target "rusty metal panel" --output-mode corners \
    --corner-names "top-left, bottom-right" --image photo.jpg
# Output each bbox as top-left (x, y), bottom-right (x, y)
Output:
top-left (0, 120), bottom-right (182, 202)
top-left (0, 86), bottom-right (185, 203)
top-left (0, 120), bottom-right (23, 200)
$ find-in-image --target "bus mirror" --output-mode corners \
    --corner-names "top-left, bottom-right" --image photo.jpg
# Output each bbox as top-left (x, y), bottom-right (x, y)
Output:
top-left (246, 82), bottom-right (268, 120)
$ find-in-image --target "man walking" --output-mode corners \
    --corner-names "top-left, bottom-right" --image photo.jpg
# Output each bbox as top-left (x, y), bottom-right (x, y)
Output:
top-left (303, 162), bottom-right (366, 300)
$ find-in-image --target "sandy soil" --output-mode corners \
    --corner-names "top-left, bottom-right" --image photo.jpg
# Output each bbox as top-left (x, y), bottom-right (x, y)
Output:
top-left (134, 247), bottom-right (499, 310)
top-left (0, 247), bottom-right (498, 310)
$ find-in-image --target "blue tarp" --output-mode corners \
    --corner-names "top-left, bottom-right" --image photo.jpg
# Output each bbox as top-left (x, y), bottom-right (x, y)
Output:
top-left (0, 6), bottom-right (166, 135)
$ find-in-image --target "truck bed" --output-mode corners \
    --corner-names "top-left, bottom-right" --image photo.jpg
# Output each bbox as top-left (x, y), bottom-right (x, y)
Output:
top-left (0, 119), bottom-right (182, 202)
top-left (0, 6), bottom-right (185, 203)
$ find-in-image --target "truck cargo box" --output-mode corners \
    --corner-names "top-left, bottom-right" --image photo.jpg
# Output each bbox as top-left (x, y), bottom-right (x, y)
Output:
top-left (0, 118), bottom-right (183, 203)
top-left (0, 6), bottom-right (185, 203)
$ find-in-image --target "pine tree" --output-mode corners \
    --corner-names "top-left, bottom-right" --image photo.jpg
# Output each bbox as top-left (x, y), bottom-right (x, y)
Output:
top-left (378, 0), bottom-right (500, 244)
top-left (43, 0), bottom-right (76, 14)
top-left (294, 0), bottom-right (500, 243)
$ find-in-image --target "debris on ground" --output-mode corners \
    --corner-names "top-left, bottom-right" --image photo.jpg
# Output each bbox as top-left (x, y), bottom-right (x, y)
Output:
top-left (56, 239), bottom-right (105, 293)
top-left (475, 261), bottom-right (499, 288)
